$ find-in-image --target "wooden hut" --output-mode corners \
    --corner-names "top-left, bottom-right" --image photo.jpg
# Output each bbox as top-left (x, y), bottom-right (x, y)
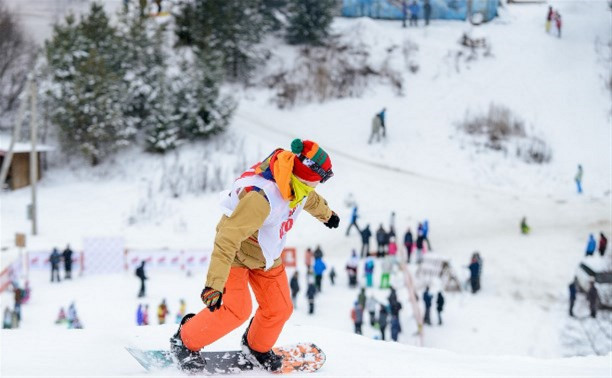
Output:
top-left (0, 141), bottom-right (54, 190)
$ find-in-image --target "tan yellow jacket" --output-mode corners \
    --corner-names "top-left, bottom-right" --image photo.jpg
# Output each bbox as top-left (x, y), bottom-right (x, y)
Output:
top-left (206, 190), bottom-right (332, 292)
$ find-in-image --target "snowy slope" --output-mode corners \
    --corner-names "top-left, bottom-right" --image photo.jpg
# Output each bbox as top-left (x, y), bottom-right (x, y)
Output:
top-left (1, 0), bottom-right (611, 376)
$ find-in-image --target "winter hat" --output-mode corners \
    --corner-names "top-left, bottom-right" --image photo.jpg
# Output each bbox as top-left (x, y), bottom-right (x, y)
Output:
top-left (290, 139), bottom-right (333, 183)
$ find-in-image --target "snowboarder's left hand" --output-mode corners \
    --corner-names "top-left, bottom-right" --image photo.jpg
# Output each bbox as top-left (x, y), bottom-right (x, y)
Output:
top-left (324, 212), bottom-right (340, 229)
top-left (201, 287), bottom-right (222, 312)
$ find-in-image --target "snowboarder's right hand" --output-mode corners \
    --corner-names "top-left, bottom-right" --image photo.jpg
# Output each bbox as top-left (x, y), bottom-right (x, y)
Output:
top-left (201, 287), bottom-right (222, 312)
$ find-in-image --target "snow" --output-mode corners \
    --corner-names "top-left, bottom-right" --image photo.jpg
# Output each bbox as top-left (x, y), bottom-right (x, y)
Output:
top-left (1, 0), bottom-right (611, 376)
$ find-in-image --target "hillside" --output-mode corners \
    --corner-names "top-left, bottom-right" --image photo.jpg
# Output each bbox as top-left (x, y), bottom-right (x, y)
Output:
top-left (1, 0), bottom-right (611, 376)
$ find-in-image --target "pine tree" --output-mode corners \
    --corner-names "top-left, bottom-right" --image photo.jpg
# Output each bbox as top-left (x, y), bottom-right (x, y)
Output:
top-left (171, 55), bottom-right (236, 141)
top-left (44, 4), bottom-right (133, 165)
top-left (174, 0), bottom-right (267, 81)
top-left (286, 0), bottom-right (335, 46)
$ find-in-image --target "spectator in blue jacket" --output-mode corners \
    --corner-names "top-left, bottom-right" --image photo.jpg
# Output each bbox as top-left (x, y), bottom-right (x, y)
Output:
top-left (586, 234), bottom-right (597, 256)
top-left (313, 257), bottom-right (327, 292)
top-left (409, 1), bottom-right (420, 26)
top-left (377, 108), bottom-right (387, 137)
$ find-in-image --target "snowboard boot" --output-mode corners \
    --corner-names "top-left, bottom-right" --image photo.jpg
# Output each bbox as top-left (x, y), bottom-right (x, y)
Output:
top-left (169, 313), bottom-right (206, 373)
top-left (241, 318), bottom-right (283, 372)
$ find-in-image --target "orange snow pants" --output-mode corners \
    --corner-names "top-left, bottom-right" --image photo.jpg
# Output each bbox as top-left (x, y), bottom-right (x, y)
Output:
top-left (180, 265), bottom-right (293, 353)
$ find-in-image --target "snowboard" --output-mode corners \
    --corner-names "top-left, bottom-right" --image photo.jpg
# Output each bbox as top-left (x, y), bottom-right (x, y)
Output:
top-left (126, 342), bottom-right (326, 374)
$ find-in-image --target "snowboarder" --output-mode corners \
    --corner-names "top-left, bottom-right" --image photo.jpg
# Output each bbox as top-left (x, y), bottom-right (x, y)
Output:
top-left (346, 250), bottom-right (359, 288)
top-left (158, 299), bottom-right (169, 324)
top-left (545, 6), bottom-right (554, 33)
top-left (329, 267), bottom-right (336, 286)
top-left (423, 0), bottom-right (432, 26)
top-left (376, 224), bottom-right (387, 258)
top-left (390, 315), bottom-right (401, 341)
top-left (520, 217), bottom-right (530, 235)
top-left (170, 139), bottom-right (338, 373)
top-left (585, 234), bottom-right (596, 257)
top-left (366, 295), bottom-right (378, 326)
top-left (378, 304), bottom-right (388, 340)
top-left (368, 113), bottom-right (383, 144)
top-left (351, 301), bottom-right (364, 335)
top-left (598, 232), bottom-right (608, 256)
top-left (568, 279), bottom-right (577, 317)
top-left (135, 261), bottom-right (147, 298)
top-left (422, 287), bottom-right (433, 325)
top-left (364, 256), bottom-right (375, 288)
top-left (50, 248), bottom-right (61, 283)
top-left (377, 108), bottom-right (387, 137)
top-left (587, 281), bottom-right (599, 318)
top-left (359, 225), bottom-right (372, 258)
top-left (436, 291), bottom-right (445, 325)
top-left (62, 245), bottom-right (74, 279)
top-left (313, 256), bottom-right (326, 292)
top-left (409, 1), bottom-right (420, 27)
top-left (290, 271), bottom-right (300, 308)
top-left (404, 228), bottom-right (414, 263)
top-left (346, 205), bottom-right (360, 236)
top-left (574, 164), bottom-right (583, 194)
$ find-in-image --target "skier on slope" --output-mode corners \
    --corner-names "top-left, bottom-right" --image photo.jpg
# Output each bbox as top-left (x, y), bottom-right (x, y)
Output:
top-left (170, 139), bottom-right (339, 373)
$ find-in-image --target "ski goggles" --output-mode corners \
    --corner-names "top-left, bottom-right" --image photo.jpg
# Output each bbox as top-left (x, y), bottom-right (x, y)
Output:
top-left (298, 155), bottom-right (334, 183)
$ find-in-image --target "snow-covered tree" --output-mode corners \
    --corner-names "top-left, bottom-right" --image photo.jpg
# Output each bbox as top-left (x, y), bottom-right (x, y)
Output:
top-left (171, 54), bottom-right (236, 140)
top-left (286, 0), bottom-right (335, 46)
top-left (0, 0), bottom-right (35, 130)
top-left (44, 4), bottom-right (134, 166)
top-left (174, 0), bottom-right (267, 81)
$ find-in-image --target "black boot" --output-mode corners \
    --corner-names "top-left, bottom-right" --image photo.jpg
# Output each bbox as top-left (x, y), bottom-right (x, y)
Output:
top-left (169, 313), bottom-right (206, 373)
top-left (241, 318), bottom-right (283, 372)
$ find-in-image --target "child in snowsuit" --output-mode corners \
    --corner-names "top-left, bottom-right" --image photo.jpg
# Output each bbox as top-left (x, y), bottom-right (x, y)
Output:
top-left (352, 301), bottom-right (364, 335)
top-left (171, 139), bottom-right (339, 373)
top-left (158, 299), bottom-right (169, 325)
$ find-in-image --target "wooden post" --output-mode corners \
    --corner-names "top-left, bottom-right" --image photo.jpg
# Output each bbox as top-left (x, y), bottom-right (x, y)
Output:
top-left (30, 82), bottom-right (38, 235)
top-left (0, 80), bottom-right (30, 187)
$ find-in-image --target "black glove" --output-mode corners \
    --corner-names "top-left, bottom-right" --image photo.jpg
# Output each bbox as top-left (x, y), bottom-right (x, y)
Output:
top-left (201, 287), bottom-right (222, 312)
top-left (324, 212), bottom-right (340, 229)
